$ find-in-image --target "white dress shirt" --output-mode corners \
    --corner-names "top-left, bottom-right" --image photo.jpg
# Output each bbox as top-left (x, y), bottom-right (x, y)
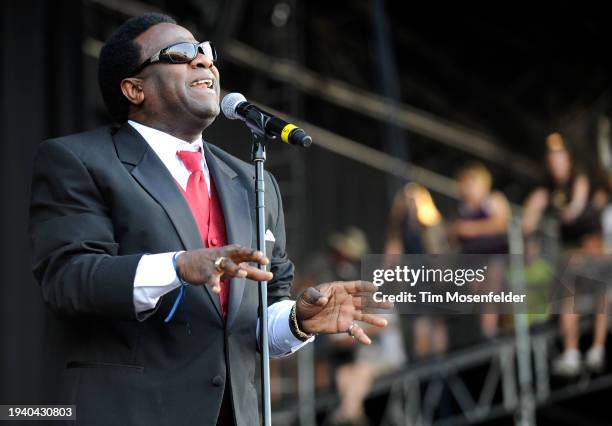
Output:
top-left (128, 120), bottom-right (313, 357)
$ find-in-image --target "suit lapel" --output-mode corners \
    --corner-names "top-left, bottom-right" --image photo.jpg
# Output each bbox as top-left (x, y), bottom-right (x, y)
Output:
top-left (113, 124), bottom-right (223, 320)
top-left (204, 143), bottom-right (252, 330)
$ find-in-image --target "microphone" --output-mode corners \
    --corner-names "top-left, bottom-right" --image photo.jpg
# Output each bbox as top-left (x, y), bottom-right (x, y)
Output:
top-left (221, 93), bottom-right (312, 147)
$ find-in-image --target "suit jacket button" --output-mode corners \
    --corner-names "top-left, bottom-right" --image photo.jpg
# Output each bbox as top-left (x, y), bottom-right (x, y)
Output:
top-left (211, 237), bottom-right (219, 246)
top-left (212, 375), bottom-right (224, 387)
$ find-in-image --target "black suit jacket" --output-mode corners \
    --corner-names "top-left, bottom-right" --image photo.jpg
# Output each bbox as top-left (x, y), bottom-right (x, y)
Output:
top-left (29, 123), bottom-right (294, 426)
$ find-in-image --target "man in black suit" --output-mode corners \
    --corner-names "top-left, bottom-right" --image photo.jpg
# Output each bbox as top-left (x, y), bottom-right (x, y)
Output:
top-left (29, 13), bottom-right (388, 425)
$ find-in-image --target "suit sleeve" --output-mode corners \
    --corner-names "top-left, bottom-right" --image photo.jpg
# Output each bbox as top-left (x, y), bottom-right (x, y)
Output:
top-left (266, 172), bottom-right (294, 306)
top-left (29, 139), bottom-right (141, 319)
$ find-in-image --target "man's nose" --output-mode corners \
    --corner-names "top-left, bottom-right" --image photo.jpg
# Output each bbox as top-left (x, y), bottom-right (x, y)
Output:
top-left (191, 51), bottom-right (214, 69)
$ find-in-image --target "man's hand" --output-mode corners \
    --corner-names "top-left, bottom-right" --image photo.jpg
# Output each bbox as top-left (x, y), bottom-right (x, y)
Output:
top-left (175, 244), bottom-right (273, 293)
top-left (295, 281), bottom-right (392, 345)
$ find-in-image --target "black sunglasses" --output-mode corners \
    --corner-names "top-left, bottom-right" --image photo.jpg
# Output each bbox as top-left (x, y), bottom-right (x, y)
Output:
top-left (134, 41), bottom-right (218, 75)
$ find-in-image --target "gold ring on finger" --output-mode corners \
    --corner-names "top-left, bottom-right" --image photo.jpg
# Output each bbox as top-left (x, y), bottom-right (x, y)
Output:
top-left (214, 256), bottom-right (227, 272)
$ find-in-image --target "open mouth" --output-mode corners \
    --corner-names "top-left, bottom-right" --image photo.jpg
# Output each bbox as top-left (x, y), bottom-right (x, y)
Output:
top-left (190, 78), bottom-right (214, 89)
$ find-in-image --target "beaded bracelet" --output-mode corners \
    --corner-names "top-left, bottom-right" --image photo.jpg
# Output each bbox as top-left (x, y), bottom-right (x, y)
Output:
top-left (164, 252), bottom-right (188, 323)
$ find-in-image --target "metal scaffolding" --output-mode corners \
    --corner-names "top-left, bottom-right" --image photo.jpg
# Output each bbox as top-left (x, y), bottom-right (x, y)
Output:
top-left (272, 316), bottom-right (611, 426)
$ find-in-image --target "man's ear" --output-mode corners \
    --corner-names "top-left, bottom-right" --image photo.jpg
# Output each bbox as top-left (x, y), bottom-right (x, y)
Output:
top-left (120, 78), bottom-right (145, 106)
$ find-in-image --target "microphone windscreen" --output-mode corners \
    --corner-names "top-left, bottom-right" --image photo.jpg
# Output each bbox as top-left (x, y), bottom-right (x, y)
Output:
top-left (221, 93), bottom-right (247, 120)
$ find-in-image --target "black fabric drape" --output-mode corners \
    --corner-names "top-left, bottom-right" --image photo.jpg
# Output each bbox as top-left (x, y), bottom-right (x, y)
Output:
top-left (0, 0), bottom-right (83, 404)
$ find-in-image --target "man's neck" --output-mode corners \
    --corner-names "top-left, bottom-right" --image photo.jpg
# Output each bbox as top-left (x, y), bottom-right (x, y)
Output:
top-left (128, 118), bottom-right (205, 143)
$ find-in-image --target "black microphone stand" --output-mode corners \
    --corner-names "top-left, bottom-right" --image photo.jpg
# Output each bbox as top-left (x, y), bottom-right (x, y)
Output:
top-left (249, 111), bottom-right (272, 426)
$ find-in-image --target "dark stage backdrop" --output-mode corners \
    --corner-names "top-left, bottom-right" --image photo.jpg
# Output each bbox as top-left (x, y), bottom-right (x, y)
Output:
top-left (0, 0), bottom-right (85, 404)
top-left (0, 0), bottom-right (395, 406)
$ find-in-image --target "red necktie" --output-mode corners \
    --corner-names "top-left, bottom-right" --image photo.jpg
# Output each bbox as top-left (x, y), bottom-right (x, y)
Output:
top-left (176, 150), bottom-right (229, 318)
top-left (176, 150), bottom-right (210, 240)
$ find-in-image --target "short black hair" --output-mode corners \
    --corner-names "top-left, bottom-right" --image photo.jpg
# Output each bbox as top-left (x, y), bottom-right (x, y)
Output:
top-left (98, 13), bottom-right (176, 123)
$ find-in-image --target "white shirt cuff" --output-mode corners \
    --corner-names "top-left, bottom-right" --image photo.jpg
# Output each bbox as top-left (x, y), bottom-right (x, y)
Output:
top-left (261, 300), bottom-right (315, 357)
top-left (133, 252), bottom-right (183, 318)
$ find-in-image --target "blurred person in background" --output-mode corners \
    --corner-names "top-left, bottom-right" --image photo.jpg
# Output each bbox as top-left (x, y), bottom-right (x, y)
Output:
top-left (451, 162), bottom-right (512, 339)
top-left (598, 170), bottom-right (612, 250)
top-left (305, 227), bottom-right (368, 285)
top-left (303, 228), bottom-right (406, 426)
top-left (522, 132), bottom-right (607, 377)
top-left (386, 183), bottom-right (449, 358)
top-left (386, 183), bottom-right (449, 255)
top-left (511, 236), bottom-right (555, 328)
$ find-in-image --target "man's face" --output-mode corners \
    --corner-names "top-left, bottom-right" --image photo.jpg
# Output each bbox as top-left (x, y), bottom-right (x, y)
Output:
top-left (133, 23), bottom-right (220, 127)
